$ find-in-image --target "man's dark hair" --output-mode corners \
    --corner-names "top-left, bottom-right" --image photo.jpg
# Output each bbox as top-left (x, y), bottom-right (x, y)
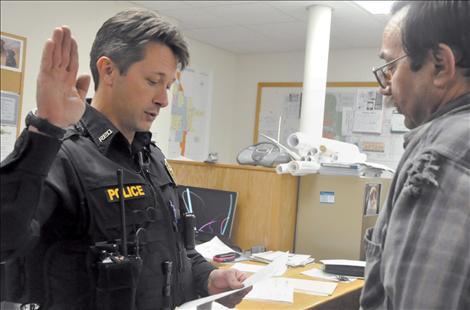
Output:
top-left (391, 1), bottom-right (470, 78)
top-left (90, 8), bottom-right (189, 90)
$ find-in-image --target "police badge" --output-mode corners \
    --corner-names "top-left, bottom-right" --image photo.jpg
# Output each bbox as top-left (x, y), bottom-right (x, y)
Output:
top-left (164, 159), bottom-right (177, 184)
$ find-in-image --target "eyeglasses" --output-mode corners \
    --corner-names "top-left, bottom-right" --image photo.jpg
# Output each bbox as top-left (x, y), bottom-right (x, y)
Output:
top-left (372, 54), bottom-right (408, 89)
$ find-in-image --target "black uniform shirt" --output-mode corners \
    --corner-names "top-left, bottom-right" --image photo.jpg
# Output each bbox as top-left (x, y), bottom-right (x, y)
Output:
top-left (1, 104), bottom-right (216, 309)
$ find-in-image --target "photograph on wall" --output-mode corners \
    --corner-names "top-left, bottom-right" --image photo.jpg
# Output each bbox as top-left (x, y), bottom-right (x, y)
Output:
top-left (1, 33), bottom-right (23, 72)
top-left (363, 183), bottom-right (381, 216)
top-left (1, 91), bottom-right (20, 161)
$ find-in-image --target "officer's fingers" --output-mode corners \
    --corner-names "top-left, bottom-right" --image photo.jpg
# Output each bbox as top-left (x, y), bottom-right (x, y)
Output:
top-left (237, 271), bottom-right (249, 283)
top-left (51, 27), bottom-right (64, 68)
top-left (76, 74), bottom-right (91, 101)
top-left (66, 39), bottom-right (79, 83)
top-left (40, 39), bottom-right (54, 72)
top-left (226, 271), bottom-right (243, 289)
top-left (60, 26), bottom-right (72, 69)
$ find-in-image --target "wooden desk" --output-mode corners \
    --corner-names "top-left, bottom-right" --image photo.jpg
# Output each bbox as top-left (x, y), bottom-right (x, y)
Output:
top-left (223, 262), bottom-right (363, 309)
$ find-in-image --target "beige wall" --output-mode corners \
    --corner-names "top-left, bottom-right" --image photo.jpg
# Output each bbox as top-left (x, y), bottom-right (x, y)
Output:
top-left (1, 1), bottom-right (382, 164)
top-left (0, 0), bottom-right (239, 161)
top-left (231, 48), bottom-right (380, 163)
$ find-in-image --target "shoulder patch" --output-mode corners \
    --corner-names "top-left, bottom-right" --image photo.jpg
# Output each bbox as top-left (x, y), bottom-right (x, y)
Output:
top-left (164, 159), bottom-right (177, 184)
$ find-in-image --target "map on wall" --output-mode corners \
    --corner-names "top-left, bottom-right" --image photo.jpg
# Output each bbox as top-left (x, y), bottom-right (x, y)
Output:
top-left (168, 67), bottom-right (212, 161)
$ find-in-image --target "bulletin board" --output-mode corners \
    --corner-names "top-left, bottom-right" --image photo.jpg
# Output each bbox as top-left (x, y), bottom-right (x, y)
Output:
top-left (254, 82), bottom-right (408, 169)
top-left (1, 31), bottom-right (27, 161)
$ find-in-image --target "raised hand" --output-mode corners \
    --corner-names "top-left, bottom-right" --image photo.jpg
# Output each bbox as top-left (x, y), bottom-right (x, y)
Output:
top-left (35, 26), bottom-right (90, 128)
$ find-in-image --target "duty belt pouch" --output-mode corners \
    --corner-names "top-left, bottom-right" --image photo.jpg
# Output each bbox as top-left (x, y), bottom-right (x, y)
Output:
top-left (94, 255), bottom-right (142, 310)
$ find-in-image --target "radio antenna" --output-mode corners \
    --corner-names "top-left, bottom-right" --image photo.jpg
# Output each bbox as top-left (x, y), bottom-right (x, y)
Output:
top-left (117, 169), bottom-right (128, 257)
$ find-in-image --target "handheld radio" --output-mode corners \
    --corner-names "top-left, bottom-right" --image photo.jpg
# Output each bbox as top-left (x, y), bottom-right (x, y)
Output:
top-left (90, 169), bottom-right (143, 310)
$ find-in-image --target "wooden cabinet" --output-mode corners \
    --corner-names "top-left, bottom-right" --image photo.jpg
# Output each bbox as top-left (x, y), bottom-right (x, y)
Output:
top-left (168, 160), bottom-right (298, 251)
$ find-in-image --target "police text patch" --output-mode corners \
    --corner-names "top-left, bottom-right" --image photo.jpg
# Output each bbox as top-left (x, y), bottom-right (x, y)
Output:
top-left (105, 184), bottom-right (146, 203)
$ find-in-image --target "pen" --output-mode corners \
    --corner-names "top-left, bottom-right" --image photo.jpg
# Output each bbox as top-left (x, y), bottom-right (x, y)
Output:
top-left (168, 200), bottom-right (178, 232)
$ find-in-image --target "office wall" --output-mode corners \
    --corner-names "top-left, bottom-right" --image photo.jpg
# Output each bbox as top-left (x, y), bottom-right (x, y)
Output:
top-left (0, 1), bottom-right (238, 160)
top-left (1, 1), bottom-right (382, 164)
top-left (230, 48), bottom-right (380, 162)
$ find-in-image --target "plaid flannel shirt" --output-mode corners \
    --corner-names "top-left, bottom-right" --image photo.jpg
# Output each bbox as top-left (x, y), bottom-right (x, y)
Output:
top-left (360, 93), bottom-right (470, 310)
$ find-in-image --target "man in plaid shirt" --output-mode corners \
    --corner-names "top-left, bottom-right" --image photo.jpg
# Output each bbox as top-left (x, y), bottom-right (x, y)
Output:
top-left (361, 1), bottom-right (470, 309)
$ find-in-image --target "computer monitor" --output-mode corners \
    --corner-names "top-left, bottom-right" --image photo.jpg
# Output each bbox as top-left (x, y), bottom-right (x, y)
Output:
top-left (177, 185), bottom-right (238, 243)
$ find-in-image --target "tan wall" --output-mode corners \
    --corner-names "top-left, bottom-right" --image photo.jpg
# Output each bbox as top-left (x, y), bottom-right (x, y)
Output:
top-left (295, 174), bottom-right (391, 260)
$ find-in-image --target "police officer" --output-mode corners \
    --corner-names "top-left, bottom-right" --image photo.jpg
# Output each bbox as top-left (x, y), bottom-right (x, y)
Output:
top-left (1, 8), bottom-right (248, 309)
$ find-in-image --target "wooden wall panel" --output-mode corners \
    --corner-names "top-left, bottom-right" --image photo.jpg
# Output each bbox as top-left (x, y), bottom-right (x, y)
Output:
top-left (168, 160), bottom-right (299, 251)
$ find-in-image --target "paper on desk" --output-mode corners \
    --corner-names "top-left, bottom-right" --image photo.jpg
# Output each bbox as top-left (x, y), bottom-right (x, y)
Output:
top-left (286, 278), bottom-right (338, 296)
top-left (243, 252), bottom-right (288, 287)
top-left (251, 251), bottom-right (314, 267)
top-left (178, 252), bottom-right (288, 309)
top-left (302, 268), bottom-right (357, 282)
top-left (194, 236), bottom-right (235, 261)
top-left (231, 262), bottom-right (285, 276)
top-left (320, 259), bottom-right (366, 267)
top-left (244, 277), bottom-right (294, 303)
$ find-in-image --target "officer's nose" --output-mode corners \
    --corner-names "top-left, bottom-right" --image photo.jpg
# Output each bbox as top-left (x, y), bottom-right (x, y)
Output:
top-left (153, 88), bottom-right (169, 108)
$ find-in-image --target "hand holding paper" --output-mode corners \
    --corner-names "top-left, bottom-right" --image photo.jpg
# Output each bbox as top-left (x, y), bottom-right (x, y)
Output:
top-left (177, 252), bottom-right (289, 309)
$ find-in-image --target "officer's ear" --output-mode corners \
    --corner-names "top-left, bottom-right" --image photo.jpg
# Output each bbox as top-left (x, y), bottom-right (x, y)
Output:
top-left (96, 56), bottom-right (118, 87)
top-left (432, 43), bottom-right (457, 88)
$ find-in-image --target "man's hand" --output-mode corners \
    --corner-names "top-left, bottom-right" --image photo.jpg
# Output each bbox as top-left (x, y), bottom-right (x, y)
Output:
top-left (208, 269), bottom-right (252, 308)
top-left (35, 26), bottom-right (90, 128)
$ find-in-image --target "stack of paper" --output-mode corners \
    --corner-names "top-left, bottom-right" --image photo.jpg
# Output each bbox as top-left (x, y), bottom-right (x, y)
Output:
top-left (251, 251), bottom-right (314, 267)
top-left (244, 277), bottom-right (338, 303)
top-left (194, 236), bottom-right (236, 261)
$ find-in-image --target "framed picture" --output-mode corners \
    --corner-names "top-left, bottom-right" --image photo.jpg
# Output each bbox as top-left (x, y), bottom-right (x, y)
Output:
top-left (1, 33), bottom-right (23, 72)
top-left (364, 183), bottom-right (381, 216)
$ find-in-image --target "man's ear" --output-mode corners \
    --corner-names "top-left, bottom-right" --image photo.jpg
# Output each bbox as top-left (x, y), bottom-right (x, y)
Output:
top-left (96, 56), bottom-right (118, 87)
top-left (432, 43), bottom-right (456, 88)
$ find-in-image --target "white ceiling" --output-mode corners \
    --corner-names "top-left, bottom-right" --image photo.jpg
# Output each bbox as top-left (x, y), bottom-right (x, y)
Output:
top-left (131, 1), bottom-right (390, 54)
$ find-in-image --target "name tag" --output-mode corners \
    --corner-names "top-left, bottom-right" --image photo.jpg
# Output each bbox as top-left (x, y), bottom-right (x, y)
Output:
top-left (105, 184), bottom-right (146, 203)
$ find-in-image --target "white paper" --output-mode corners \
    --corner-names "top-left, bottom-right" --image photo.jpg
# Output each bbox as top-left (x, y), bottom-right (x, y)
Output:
top-left (231, 263), bottom-right (266, 273)
top-left (244, 278), bottom-right (293, 303)
top-left (287, 254), bottom-right (314, 267)
top-left (194, 236), bottom-right (236, 261)
top-left (243, 252), bottom-right (288, 287)
top-left (177, 286), bottom-right (247, 309)
top-left (320, 259), bottom-right (366, 267)
top-left (302, 268), bottom-right (357, 283)
top-left (178, 252), bottom-right (288, 309)
top-left (286, 278), bottom-right (338, 296)
top-left (0, 125), bottom-right (17, 162)
top-left (251, 251), bottom-right (313, 267)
